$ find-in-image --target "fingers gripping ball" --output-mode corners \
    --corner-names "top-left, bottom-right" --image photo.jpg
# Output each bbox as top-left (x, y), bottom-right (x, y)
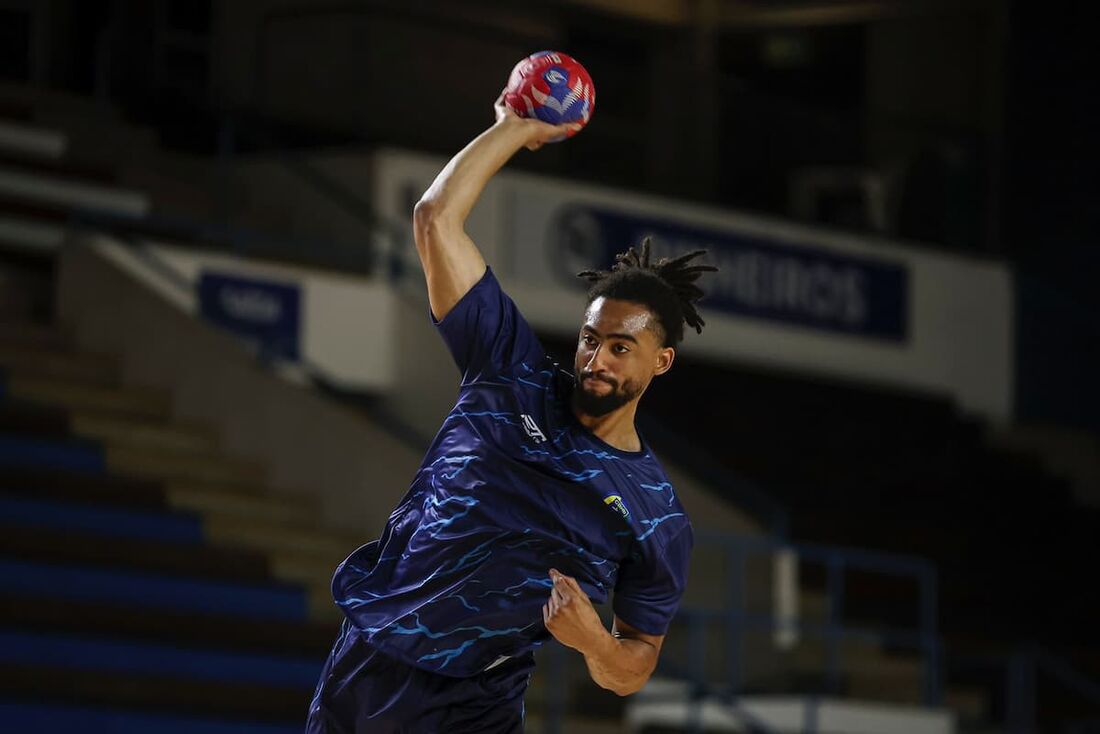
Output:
top-left (504, 51), bottom-right (595, 139)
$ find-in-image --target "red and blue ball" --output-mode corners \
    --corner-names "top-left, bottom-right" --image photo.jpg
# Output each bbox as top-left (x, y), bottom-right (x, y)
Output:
top-left (503, 51), bottom-right (595, 139)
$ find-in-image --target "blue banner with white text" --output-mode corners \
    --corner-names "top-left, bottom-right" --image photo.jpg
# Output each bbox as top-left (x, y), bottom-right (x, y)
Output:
top-left (197, 272), bottom-right (302, 360)
top-left (548, 206), bottom-right (909, 342)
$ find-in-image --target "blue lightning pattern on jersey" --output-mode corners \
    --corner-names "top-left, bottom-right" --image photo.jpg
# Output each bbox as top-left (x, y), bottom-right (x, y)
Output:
top-left (327, 269), bottom-right (692, 678)
top-left (431, 454), bottom-right (479, 480)
top-left (365, 613), bottom-right (535, 670)
top-left (639, 481), bottom-right (676, 506)
top-left (478, 576), bottom-right (554, 599)
top-left (636, 512), bottom-right (686, 541)
top-left (445, 410), bottom-right (518, 427)
top-left (417, 494), bottom-right (479, 537)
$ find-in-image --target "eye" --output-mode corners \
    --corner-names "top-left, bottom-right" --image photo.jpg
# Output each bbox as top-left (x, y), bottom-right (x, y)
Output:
top-left (613, 344), bottom-right (630, 354)
top-left (581, 333), bottom-right (597, 346)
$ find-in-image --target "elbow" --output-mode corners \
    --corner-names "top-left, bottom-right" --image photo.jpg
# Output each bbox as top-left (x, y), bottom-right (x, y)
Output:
top-left (412, 197), bottom-right (457, 251)
top-left (609, 683), bottom-right (642, 698)
top-left (603, 676), bottom-right (650, 698)
top-left (412, 197), bottom-right (436, 229)
top-left (413, 197), bottom-right (457, 232)
top-left (412, 198), bottom-right (436, 242)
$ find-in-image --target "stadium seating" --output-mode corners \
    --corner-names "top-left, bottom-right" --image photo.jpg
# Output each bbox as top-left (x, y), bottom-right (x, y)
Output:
top-left (0, 106), bottom-right (344, 734)
top-left (4, 87), bottom-right (1096, 731)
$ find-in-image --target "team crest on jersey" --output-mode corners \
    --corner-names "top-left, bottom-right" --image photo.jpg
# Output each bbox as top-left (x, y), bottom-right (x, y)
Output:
top-left (604, 494), bottom-right (629, 518)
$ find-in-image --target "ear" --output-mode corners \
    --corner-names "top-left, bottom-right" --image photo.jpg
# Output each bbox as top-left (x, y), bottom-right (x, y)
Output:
top-left (654, 347), bottom-right (675, 377)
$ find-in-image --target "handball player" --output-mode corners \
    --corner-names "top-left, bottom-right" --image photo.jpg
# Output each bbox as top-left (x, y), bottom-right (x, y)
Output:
top-left (306, 92), bottom-right (716, 733)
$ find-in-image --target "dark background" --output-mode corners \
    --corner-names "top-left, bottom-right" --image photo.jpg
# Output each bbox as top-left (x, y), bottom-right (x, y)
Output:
top-left (8, 0), bottom-right (1095, 433)
top-left (2, 1), bottom-right (1098, 730)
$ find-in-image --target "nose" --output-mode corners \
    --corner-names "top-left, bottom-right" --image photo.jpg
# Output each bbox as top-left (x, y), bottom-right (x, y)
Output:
top-left (585, 344), bottom-right (608, 373)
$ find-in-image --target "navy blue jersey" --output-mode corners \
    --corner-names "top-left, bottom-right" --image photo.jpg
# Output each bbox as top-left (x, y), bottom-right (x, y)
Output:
top-left (332, 268), bottom-right (692, 677)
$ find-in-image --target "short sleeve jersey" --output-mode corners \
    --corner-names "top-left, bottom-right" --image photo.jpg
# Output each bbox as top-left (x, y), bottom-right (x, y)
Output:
top-left (332, 268), bottom-right (693, 677)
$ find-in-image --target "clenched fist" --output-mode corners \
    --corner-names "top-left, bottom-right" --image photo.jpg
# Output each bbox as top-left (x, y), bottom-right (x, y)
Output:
top-left (542, 568), bottom-right (607, 654)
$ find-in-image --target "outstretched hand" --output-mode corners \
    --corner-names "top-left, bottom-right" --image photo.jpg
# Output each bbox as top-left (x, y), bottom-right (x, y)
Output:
top-left (494, 92), bottom-right (581, 151)
top-left (543, 568), bottom-right (607, 653)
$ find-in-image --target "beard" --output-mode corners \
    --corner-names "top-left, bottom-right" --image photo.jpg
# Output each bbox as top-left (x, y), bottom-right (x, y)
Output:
top-left (573, 372), bottom-right (641, 417)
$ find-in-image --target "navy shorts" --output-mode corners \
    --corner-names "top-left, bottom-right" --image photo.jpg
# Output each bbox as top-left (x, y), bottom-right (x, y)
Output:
top-left (305, 619), bottom-right (532, 734)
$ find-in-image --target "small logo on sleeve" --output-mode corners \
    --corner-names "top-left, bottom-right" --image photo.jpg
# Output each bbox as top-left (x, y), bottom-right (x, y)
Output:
top-left (604, 494), bottom-right (630, 518)
top-left (520, 414), bottom-right (547, 444)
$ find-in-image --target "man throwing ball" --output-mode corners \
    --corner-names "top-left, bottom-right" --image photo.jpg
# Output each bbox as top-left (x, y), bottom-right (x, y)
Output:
top-left (306, 92), bottom-right (716, 733)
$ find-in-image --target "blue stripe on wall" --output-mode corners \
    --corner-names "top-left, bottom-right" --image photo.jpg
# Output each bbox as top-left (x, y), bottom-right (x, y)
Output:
top-left (0, 700), bottom-right (303, 734)
top-left (0, 630), bottom-right (321, 688)
top-left (0, 494), bottom-right (203, 544)
top-left (0, 559), bottom-right (308, 622)
top-left (0, 433), bottom-right (104, 473)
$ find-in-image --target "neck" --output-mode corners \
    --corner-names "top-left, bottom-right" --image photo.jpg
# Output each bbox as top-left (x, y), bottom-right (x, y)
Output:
top-left (571, 396), bottom-right (642, 452)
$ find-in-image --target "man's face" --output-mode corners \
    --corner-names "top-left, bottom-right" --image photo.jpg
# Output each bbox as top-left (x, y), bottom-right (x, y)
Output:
top-left (573, 297), bottom-right (675, 417)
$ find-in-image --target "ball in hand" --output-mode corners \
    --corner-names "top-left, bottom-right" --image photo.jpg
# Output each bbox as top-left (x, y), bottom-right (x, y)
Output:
top-left (503, 51), bottom-right (595, 140)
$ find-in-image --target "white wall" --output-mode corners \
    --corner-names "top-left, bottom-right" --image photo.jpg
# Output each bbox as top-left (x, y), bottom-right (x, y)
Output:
top-left (370, 148), bottom-right (1014, 421)
top-left (100, 240), bottom-right (397, 392)
top-left (57, 237), bottom-right (422, 534)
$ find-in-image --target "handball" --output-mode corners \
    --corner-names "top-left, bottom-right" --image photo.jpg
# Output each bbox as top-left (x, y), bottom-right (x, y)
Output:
top-left (503, 51), bottom-right (595, 139)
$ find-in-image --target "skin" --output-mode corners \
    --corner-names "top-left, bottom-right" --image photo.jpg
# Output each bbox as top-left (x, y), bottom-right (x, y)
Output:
top-left (413, 95), bottom-right (676, 697)
top-left (572, 296), bottom-right (674, 452)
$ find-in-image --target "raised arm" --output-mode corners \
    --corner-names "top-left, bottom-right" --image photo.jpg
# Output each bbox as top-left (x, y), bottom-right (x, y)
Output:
top-left (413, 97), bottom-right (578, 321)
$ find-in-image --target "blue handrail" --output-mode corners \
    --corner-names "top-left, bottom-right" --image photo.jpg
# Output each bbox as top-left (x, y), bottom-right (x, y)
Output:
top-left (1007, 647), bottom-right (1100, 733)
top-left (671, 532), bottom-right (941, 707)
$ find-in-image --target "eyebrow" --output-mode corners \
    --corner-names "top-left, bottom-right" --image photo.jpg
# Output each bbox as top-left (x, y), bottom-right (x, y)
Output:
top-left (582, 325), bottom-right (639, 344)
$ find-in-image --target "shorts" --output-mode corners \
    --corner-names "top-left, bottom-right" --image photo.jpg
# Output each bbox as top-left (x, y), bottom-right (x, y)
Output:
top-left (305, 618), bottom-right (532, 734)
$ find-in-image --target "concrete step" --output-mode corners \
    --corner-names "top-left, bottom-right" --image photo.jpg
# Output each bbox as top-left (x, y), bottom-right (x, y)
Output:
top-left (105, 444), bottom-right (266, 487)
top-left (0, 522), bottom-right (271, 587)
top-left (0, 468), bottom-right (342, 622)
top-left (524, 714), bottom-right (623, 733)
top-left (0, 213), bottom-right (64, 253)
top-left (4, 375), bottom-right (171, 419)
top-left (0, 467), bottom-right (318, 530)
top-left (943, 686), bottom-right (989, 724)
top-left (789, 640), bottom-right (929, 704)
top-left (0, 664), bottom-right (310, 726)
top-left (71, 412), bottom-right (218, 454)
top-left (203, 515), bottom-right (358, 561)
top-left (308, 589), bottom-right (343, 625)
top-left (0, 401), bottom-right (217, 456)
top-left (0, 120), bottom-right (66, 160)
top-left (0, 343), bottom-right (118, 385)
top-left (0, 148), bottom-right (116, 184)
top-left (267, 553), bottom-right (344, 622)
top-left (0, 627), bottom-right (320, 689)
top-left (1, 593), bottom-right (336, 660)
top-left (201, 517), bottom-right (351, 624)
top-left (268, 552), bottom-right (336, 586)
top-left (167, 484), bottom-right (316, 526)
top-left (0, 165), bottom-right (148, 216)
top-left (626, 688), bottom-right (955, 734)
top-left (0, 320), bottom-right (71, 351)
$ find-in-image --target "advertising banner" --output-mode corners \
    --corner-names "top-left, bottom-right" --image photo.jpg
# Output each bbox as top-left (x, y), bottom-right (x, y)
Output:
top-left (197, 272), bottom-right (302, 361)
top-left (535, 204), bottom-right (909, 342)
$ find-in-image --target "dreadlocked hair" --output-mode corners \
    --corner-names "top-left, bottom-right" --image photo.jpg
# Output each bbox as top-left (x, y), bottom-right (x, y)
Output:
top-left (577, 237), bottom-right (718, 348)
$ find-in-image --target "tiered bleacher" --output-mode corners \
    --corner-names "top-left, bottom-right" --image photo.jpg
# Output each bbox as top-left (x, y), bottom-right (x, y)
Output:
top-left (0, 102), bottom-right (347, 734)
top-left (2, 84), bottom-right (1098, 732)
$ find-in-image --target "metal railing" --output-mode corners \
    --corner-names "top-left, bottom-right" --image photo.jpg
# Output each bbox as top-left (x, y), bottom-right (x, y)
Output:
top-left (956, 646), bottom-right (1100, 734)
top-left (683, 532), bottom-right (941, 705)
top-left (537, 531), bottom-right (940, 734)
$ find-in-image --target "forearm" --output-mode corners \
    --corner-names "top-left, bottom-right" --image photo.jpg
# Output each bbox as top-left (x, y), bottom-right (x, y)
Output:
top-left (581, 629), bottom-right (658, 697)
top-left (417, 117), bottom-right (530, 224)
top-left (413, 117), bottom-right (531, 318)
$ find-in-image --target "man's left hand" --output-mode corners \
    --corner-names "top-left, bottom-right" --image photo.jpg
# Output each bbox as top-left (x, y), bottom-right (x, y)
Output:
top-left (543, 568), bottom-right (609, 654)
